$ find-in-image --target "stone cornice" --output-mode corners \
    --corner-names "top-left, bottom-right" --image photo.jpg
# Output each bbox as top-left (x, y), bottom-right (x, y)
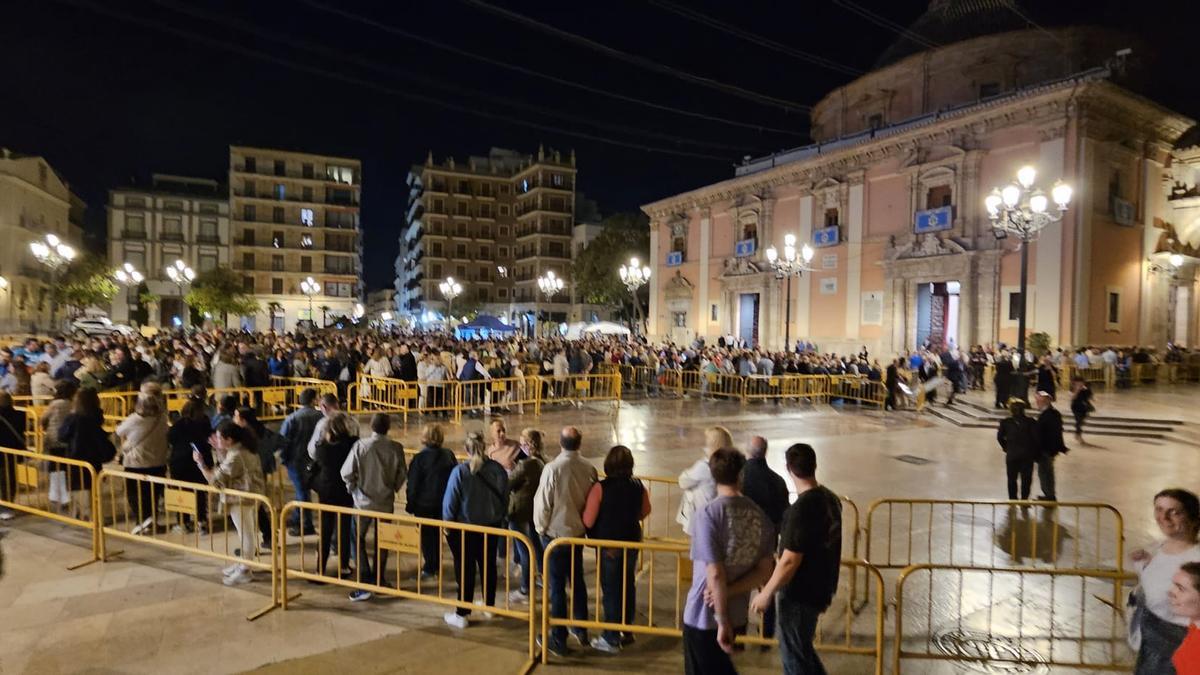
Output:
top-left (642, 80), bottom-right (1195, 220)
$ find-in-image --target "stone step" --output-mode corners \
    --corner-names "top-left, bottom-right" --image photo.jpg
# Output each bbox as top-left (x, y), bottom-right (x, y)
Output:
top-left (925, 405), bottom-right (1171, 440)
top-left (953, 397), bottom-right (1185, 426)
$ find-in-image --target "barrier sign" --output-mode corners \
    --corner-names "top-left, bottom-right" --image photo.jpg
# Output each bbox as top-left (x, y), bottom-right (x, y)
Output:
top-left (377, 522), bottom-right (421, 554)
top-left (164, 488), bottom-right (197, 516)
top-left (16, 463), bottom-right (38, 488)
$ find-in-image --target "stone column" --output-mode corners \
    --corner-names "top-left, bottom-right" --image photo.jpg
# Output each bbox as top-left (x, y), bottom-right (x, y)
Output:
top-left (845, 178), bottom-right (865, 339)
top-left (649, 223), bottom-right (661, 340)
top-left (698, 207), bottom-right (711, 340)
top-left (796, 195), bottom-right (814, 342)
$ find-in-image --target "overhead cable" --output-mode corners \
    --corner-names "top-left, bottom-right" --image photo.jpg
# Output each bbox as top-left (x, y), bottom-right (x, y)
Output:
top-left (646, 0), bottom-right (862, 77)
top-left (302, 0), bottom-right (808, 137)
top-left (150, 0), bottom-right (751, 153)
top-left (55, 0), bottom-right (733, 161)
top-left (459, 0), bottom-right (812, 113)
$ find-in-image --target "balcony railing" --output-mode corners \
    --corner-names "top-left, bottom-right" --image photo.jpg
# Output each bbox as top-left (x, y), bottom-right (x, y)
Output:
top-left (161, 231), bottom-right (184, 242)
top-left (121, 230), bottom-right (147, 240)
top-left (197, 234), bottom-right (221, 244)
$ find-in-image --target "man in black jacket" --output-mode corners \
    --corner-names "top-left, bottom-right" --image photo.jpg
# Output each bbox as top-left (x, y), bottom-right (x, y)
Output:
top-left (993, 353), bottom-right (1014, 409)
top-left (997, 398), bottom-right (1038, 500)
top-left (884, 359), bottom-right (900, 410)
top-left (1034, 391), bottom-right (1068, 501)
top-left (741, 436), bottom-right (790, 640)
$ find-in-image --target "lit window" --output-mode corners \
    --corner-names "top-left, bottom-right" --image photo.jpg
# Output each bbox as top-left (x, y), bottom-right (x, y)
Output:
top-left (301, 234), bottom-right (313, 248)
top-left (301, 208), bottom-right (314, 226)
top-left (552, 174), bottom-right (564, 186)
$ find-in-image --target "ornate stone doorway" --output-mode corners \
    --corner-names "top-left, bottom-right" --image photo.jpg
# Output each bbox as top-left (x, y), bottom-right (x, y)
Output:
top-left (881, 234), bottom-right (1000, 356)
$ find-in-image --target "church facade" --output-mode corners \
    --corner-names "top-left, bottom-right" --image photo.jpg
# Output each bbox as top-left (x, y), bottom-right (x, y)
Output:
top-left (642, 3), bottom-right (1200, 357)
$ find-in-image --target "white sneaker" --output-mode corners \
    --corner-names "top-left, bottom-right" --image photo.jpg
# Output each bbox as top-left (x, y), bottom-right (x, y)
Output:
top-left (222, 563), bottom-right (241, 576)
top-left (443, 612), bottom-right (468, 629)
top-left (223, 567), bottom-right (253, 586)
top-left (130, 516), bottom-right (154, 535)
top-left (590, 636), bottom-right (621, 654)
top-left (509, 589), bottom-right (529, 604)
top-left (0, 509), bottom-right (15, 521)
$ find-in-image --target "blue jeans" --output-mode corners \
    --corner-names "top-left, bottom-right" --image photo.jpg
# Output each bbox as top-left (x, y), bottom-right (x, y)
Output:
top-left (599, 548), bottom-right (638, 645)
top-left (542, 535), bottom-right (588, 647)
top-left (777, 598), bottom-right (826, 675)
top-left (510, 520), bottom-right (542, 594)
top-left (285, 463), bottom-right (312, 530)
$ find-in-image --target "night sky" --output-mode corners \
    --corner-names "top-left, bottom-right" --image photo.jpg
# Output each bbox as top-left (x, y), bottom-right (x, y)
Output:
top-left (3, 0), bottom-right (1196, 292)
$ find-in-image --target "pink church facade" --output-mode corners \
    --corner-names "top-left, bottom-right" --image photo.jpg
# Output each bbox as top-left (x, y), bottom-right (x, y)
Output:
top-left (642, 9), bottom-right (1200, 358)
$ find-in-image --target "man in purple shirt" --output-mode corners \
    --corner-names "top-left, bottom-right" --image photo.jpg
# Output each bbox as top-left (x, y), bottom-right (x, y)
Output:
top-left (683, 447), bottom-right (775, 674)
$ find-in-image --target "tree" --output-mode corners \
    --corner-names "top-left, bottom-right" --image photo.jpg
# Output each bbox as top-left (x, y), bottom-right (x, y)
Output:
top-left (185, 267), bottom-right (258, 321)
top-left (573, 212), bottom-right (651, 325)
top-left (52, 253), bottom-right (119, 316)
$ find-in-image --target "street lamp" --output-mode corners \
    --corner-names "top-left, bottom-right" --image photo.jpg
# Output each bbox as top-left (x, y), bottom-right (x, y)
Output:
top-left (618, 257), bottom-right (651, 335)
top-left (537, 270), bottom-right (564, 338)
top-left (165, 259), bottom-right (196, 326)
top-left (439, 276), bottom-right (463, 328)
top-left (30, 233), bottom-right (77, 328)
top-left (113, 262), bottom-right (144, 286)
top-left (765, 234), bottom-right (815, 350)
top-left (300, 276), bottom-right (320, 325)
top-left (986, 165), bottom-right (1072, 398)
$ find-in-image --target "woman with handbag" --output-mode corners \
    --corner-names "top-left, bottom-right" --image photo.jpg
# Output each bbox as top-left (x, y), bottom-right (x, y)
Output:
top-left (1131, 488), bottom-right (1200, 674)
top-left (115, 391), bottom-right (171, 535)
top-left (310, 412), bottom-right (357, 578)
top-left (58, 388), bottom-right (115, 521)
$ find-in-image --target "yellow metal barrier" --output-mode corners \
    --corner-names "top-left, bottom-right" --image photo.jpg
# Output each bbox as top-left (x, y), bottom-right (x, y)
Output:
top-left (864, 499), bottom-right (1125, 572)
top-left (539, 373), bottom-right (621, 407)
top-left (538, 537), bottom-right (885, 673)
top-left (893, 564), bottom-right (1135, 673)
top-left (1129, 362), bottom-right (1164, 386)
top-left (1063, 364), bottom-right (1113, 390)
top-left (827, 376), bottom-right (887, 407)
top-left (279, 501), bottom-right (537, 672)
top-left (0, 445), bottom-right (101, 568)
top-left (96, 468), bottom-right (280, 620)
top-left (457, 376), bottom-right (541, 418)
top-left (677, 370), bottom-right (745, 400)
top-left (741, 374), bottom-right (788, 403)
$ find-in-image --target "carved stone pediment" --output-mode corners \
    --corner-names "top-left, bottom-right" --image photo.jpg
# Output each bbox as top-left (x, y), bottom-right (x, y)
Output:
top-left (887, 233), bottom-right (969, 261)
top-left (721, 257), bottom-right (765, 277)
top-left (664, 270), bottom-right (695, 300)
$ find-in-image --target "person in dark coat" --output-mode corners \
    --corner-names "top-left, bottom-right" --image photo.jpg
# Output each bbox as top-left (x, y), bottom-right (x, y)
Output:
top-left (993, 353), bottom-right (1014, 408)
top-left (1033, 391), bottom-right (1068, 501)
top-left (405, 423), bottom-right (458, 576)
top-left (167, 398), bottom-right (214, 529)
top-left (1069, 377), bottom-right (1094, 441)
top-left (997, 398), bottom-right (1038, 500)
top-left (394, 344), bottom-right (418, 382)
top-left (310, 412), bottom-right (357, 577)
top-left (1035, 357), bottom-right (1057, 401)
top-left (884, 359), bottom-right (900, 411)
top-left (57, 388), bottom-right (116, 517)
top-left (740, 436), bottom-right (790, 640)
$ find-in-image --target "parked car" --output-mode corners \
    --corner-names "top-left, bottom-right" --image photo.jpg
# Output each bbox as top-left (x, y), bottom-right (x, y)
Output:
top-left (71, 316), bottom-right (137, 338)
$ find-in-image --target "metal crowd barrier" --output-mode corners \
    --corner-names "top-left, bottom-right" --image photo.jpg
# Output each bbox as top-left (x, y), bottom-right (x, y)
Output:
top-left (538, 373), bottom-right (622, 407)
top-left (827, 376), bottom-right (887, 407)
top-left (538, 537), bottom-right (886, 673)
top-left (457, 376), bottom-right (541, 418)
top-left (96, 468), bottom-right (281, 620)
top-left (1062, 364), bottom-right (1113, 390)
top-left (0, 445), bottom-right (101, 568)
top-left (863, 499), bottom-right (1125, 573)
top-left (1129, 363), bottom-right (1165, 386)
top-left (893, 565), bottom-right (1136, 673)
top-left (278, 501), bottom-right (537, 672)
top-left (676, 370), bottom-right (745, 400)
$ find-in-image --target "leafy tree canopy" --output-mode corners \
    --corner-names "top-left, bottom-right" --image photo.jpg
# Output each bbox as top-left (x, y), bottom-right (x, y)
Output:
top-left (185, 266), bottom-right (259, 317)
top-left (52, 253), bottom-right (119, 312)
top-left (573, 212), bottom-right (651, 310)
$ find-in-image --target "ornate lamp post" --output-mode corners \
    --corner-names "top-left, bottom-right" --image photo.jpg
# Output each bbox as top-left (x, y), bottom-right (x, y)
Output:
top-left (113, 262), bottom-right (144, 286)
top-left (439, 276), bottom-right (463, 329)
top-left (985, 165), bottom-right (1072, 396)
top-left (30, 233), bottom-right (77, 328)
top-left (165, 259), bottom-right (196, 327)
top-left (764, 234), bottom-right (815, 350)
top-left (537, 270), bottom-right (564, 338)
top-left (618, 257), bottom-right (651, 335)
top-left (300, 276), bottom-right (320, 325)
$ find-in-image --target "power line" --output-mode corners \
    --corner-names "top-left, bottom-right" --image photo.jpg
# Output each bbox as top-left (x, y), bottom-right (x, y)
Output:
top-left (149, 0), bottom-right (751, 154)
top-left (1002, 1), bottom-right (1063, 45)
top-left (55, 0), bottom-right (733, 162)
top-left (645, 0), bottom-right (863, 77)
top-left (302, 0), bottom-right (808, 137)
top-left (459, 0), bottom-right (812, 113)
top-left (831, 0), bottom-right (941, 51)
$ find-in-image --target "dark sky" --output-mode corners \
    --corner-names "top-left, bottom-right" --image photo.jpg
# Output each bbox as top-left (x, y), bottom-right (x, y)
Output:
top-left (3, 0), bottom-right (1196, 291)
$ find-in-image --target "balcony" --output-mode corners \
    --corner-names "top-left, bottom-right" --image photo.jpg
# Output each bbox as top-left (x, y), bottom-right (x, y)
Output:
top-left (197, 234), bottom-right (221, 244)
top-left (161, 231), bottom-right (184, 242)
top-left (121, 229), bottom-right (147, 240)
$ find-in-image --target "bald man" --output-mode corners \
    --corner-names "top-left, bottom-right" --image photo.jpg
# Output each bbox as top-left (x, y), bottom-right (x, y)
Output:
top-left (740, 435), bottom-right (790, 640)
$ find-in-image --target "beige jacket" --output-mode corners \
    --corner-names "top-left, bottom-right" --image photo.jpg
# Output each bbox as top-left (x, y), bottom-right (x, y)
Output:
top-left (210, 445), bottom-right (266, 506)
top-left (115, 413), bottom-right (169, 469)
top-left (533, 450), bottom-right (597, 539)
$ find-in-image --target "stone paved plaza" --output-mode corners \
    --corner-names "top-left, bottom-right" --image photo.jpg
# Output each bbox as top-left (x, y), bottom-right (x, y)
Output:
top-left (3, 386), bottom-right (1197, 674)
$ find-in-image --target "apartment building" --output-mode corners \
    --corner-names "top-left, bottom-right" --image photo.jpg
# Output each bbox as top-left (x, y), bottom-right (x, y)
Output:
top-left (108, 174), bottom-right (230, 327)
top-left (396, 146), bottom-right (576, 333)
top-left (0, 148), bottom-right (86, 332)
top-left (229, 146), bottom-right (362, 331)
